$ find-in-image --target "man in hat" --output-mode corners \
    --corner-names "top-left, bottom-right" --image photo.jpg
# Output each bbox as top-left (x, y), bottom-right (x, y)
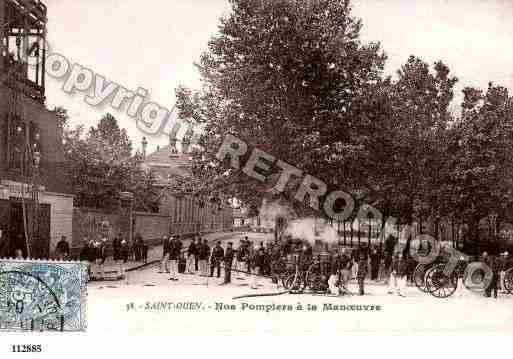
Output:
top-left (234, 239), bottom-right (246, 279)
top-left (187, 236), bottom-right (197, 274)
top-left (389, 253), bottom-right (408, 296)
top-left (488, 254), bottom-right (502, 299)
top-left (112, 232), bottom-right (122, 262)
top-left (0, 230), bottom-right (10, 258)
top-left (199, 238), bottom-right (210, 276)
top-left (500, 251), bottom-right (509, 293)
top-left (56, 235), bottom-right (70, 260)
top-left (210, 241), bottom-right (224, 278)
top-left (169, 235), bottom-right (183, 281)
top-left (481, 251), bottom-right (492, 297)
top-left (194, 236), bottom-right (201, 272)
top-left (221, 242), bottom-right (235, 284)
top-left (159, 235), bottom-right (171, 273)
top-left (357, 253), bottom-right (368, 296)
top-left (250, 242), bottom-right (263, 289)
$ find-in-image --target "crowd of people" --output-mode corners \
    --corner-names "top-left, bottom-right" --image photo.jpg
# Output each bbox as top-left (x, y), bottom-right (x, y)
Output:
top-left (153, 233), bottom-right (513, 298)
top-left (151, 233), bottom-right (418, 293)
top-left (0, 230), bottom-right (70, 261)
top-left (78, 232), bottom-right (149, 264)
top-left (3, 228), bottom-right (512, 298)
top-left (158, 235), bottom-right (239, 285)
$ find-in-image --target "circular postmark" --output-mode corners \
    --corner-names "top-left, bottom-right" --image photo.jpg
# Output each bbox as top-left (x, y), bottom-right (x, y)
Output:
top-left (0, 266), bottom-right (65, 331)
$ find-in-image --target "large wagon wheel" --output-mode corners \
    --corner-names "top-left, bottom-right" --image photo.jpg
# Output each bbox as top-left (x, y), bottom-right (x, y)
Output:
top-left (271, 259), bottom-right (287, 286)
top-left (503, 268), bottom-right (513, 294)
top-left (426, 264), bottom-right (458, 298)
top-left (305, 265), bottom-right (326, 293)
top-left (284, 271), bottom-right (303, 291)
top-left (414, 264), bottom-right (430, 293)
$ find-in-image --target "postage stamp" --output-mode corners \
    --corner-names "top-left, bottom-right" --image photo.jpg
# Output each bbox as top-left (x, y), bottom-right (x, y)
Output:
top-left (0, 259), bottom-right (88, 332)
top-left (4, 2), bottom-right (513, 357)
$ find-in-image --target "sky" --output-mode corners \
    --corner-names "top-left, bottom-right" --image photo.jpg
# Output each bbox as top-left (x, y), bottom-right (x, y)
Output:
top-left (42, 0), bottom-right (513, 153)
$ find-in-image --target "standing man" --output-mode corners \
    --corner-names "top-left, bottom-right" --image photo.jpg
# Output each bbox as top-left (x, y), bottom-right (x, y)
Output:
top-left (159, 235), bottom-right (171, 273)
top-left (0, 230), bottom-right (9, 258)
top-left (488, 254), bottom-right (501, 299)
top-left (194, 236), bottom-right (201, 272)
top-left (112, 232), bottom-right (122, 262)
top-left (319, 244), bottom-right (332, 278)
top-left (254, 243), bottom-right (269, 289)
top-left (500, 252), bottom-right (510, 294)
top-left (79, 237), bottom-right (90, 262)
top-left (121, 236), bottom-right (130, 264)
top-left (338, 248), bottom-right (352, 288)
top-left (481, 251), bottom-right (491, 297)
top-left (222, 242), bottom-right (235, 285)
top-left (169, 235), bottom-right (182, 281)
top-left (234, 239), bottom-right (245, 279)
top-left (56, 236), bottom-right (70, 260)
top-left (357, 253), bottom-right (368, 296)
top-left (187, 236), bottom-right (197, 274)
top-left (210, 241), bottom-right (224, 278)
top-left (134, 233), bottom-right (144, 262)
top-left (370, 248), bottom-right (380, 281)
top-left (199, 238), bottom-right (210, 276)
top-left (245, 240), bottom-right (254, 277)
top-left (95, 237), bottom-right (107, 279)
top-left (389, 253), bottom-right (408, 297)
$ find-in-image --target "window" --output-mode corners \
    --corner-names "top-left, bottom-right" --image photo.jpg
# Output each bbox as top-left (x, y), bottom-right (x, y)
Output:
top-left (7, 115), bottom-right (26, 171)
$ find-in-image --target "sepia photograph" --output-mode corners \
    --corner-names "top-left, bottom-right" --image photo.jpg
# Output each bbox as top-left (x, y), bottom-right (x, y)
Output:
top-left (1, 0), bottom-right (513, 357)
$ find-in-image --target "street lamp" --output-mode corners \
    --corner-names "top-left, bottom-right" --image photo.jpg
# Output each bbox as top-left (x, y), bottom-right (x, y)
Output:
top-left (489, 213), bottom-right (498, 238)
top-left (28, 148), bottom-right (41, 259)
top-left (33, 151), bottom-right (41, 168)
top-left (120, 192), bottom-right (134, 245)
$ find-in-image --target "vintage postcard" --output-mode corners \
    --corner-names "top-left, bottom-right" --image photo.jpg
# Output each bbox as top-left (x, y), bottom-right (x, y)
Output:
top-left (0, 0), bottom-right (512, 357)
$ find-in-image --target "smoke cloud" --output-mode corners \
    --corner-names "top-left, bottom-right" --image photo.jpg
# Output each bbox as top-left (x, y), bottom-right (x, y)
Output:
top-left (284, 218), bottom-right (340, 245)
top-left (258, 199), bottom-right (295, 229)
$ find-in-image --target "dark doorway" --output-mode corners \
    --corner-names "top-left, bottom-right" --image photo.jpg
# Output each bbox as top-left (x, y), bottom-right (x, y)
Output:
top-left (0, 200), bottom-right (51, 259)
top-left (9, 201), bottom-right (27, 258)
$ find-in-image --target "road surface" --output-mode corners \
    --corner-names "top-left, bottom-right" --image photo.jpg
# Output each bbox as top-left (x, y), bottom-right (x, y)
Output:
top-left (86, 231), bottom-right (513, 334)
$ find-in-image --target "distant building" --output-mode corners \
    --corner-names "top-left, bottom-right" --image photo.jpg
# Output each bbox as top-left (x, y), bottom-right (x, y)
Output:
top-left (141, 138), bottom-right (233, 235)
top-left (233, 206), bottom-right (250, 228)
top-left (0, 0), bottom-right (73, 258)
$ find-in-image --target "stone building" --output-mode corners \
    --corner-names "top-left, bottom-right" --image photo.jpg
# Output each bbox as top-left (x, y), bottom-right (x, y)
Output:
top-left (141, 138), bottom-right (233, 237)
top-left (0, 0), bottom-right (73, 258)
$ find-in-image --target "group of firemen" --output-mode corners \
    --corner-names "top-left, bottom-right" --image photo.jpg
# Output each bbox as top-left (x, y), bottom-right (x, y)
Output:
top-left (152, 233), bottom-right (415, 295)
top-left (73, 231), bottom-right (513, 297)
top-left (78, 232), bottom-right (148, 264)
top-left (158, 235), bottom-right (304, 289)
top-left (480, 251), bottom-right (512, 298)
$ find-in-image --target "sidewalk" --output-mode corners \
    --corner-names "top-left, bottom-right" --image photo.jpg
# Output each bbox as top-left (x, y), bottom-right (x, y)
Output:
top-left (92, 231), bottom-right (245, 279)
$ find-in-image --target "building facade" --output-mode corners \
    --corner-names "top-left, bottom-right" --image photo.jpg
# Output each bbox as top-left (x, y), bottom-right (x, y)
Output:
top-left (141, 141), bottom-right (233, 237)
top-left (0, 0), bottom-right (73, 258)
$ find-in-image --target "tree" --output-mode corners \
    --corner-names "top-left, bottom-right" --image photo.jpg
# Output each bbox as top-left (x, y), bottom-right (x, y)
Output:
top-left (52, 106), bottom-right (69, 129)
top-left (343, 56), bottom-right (458, 232)
top-left (448, 83), bottom-right (513, 241)
top-left (88, 113), bottom-right (133, 161)
top-left (63, 114), bottom-right (159, 211)
top-left (176, 0), bottom-right (386, 215)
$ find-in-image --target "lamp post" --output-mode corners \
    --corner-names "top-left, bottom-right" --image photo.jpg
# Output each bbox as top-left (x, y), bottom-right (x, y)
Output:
top-left (31, 149), bottom-right (41, 258)
top-left (489, 213), bottom-right (498, 238)
top-left (120, 192), bottom-right (134, 245)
